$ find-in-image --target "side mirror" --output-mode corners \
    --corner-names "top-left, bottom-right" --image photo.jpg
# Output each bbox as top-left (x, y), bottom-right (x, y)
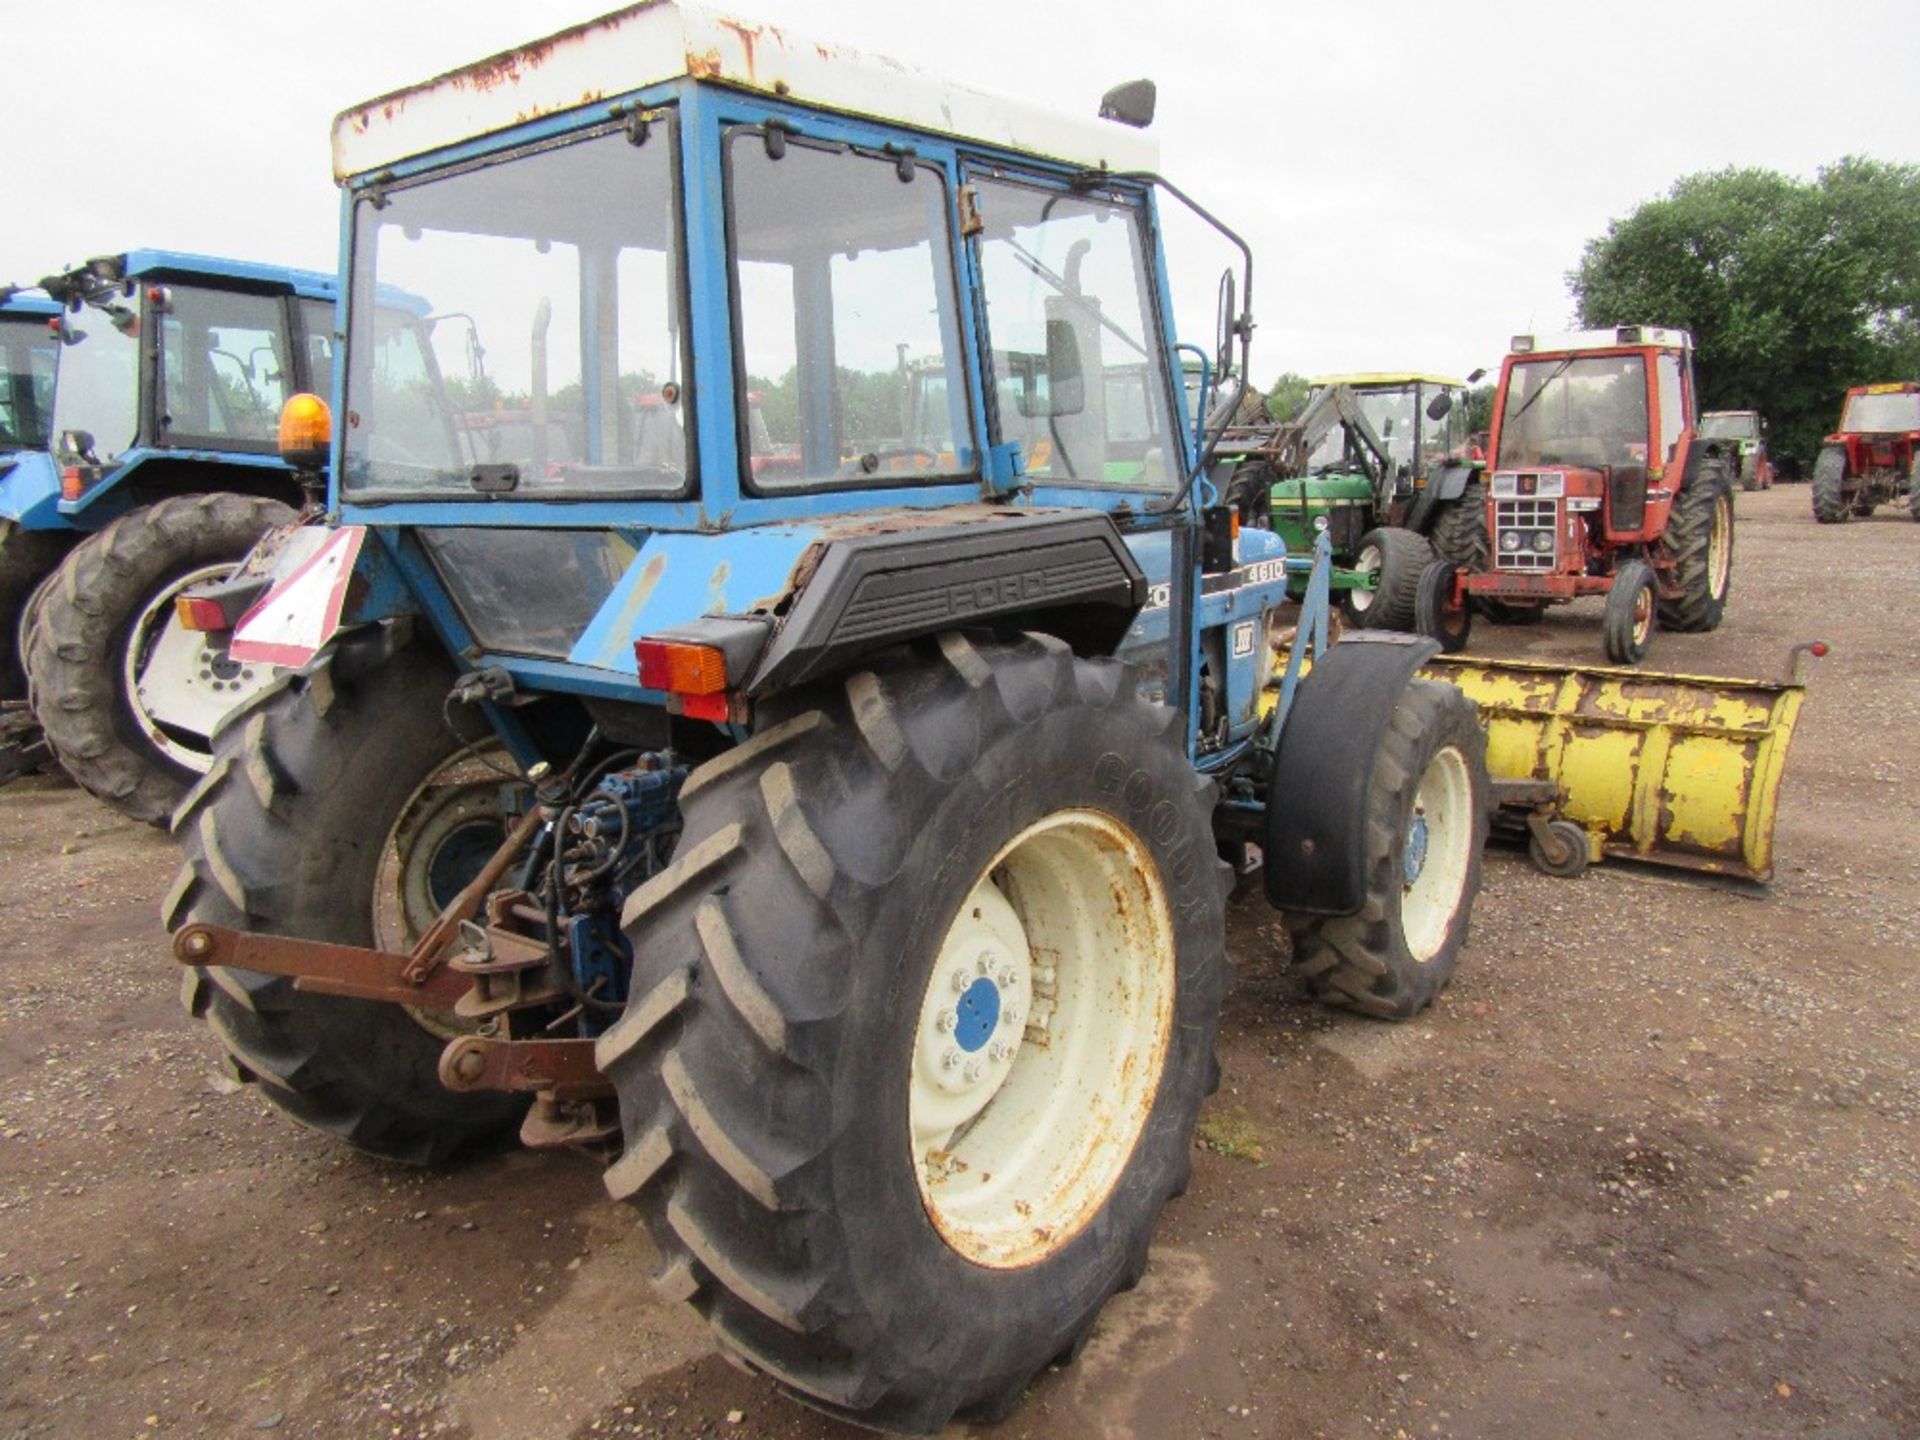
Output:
top-left (1426, 391), bottom-right (1454, 422)
top-left (60, 429), bottom-right (98, 463)
top-left (1098, 79), bottom-right (1156, 129)
top-left (1466, 367), bottom-right (1487, 384)
top-left (1043, 318), bottom-right (1086, 416)
top-left (1214, 269), bottom-right (1237, 381)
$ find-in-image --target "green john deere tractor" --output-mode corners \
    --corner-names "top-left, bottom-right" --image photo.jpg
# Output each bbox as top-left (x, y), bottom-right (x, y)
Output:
top-left (1220, 371), bottom-right (1483, 630)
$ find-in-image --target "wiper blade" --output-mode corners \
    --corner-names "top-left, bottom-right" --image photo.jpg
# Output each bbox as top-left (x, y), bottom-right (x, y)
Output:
top-left (1501, 356), bottom-right (1576, 435)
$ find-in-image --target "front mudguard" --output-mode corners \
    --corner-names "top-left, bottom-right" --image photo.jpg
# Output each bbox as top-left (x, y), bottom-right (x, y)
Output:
top-left (1262, 631), bottom-right (1442, 916)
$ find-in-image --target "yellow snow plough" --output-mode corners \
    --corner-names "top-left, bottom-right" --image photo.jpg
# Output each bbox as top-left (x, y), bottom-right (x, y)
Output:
top-left (1267, 641), bottom-right (1821, 883)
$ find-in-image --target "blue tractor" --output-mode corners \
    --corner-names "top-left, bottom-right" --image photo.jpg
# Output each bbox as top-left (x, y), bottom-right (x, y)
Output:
top-left (165, 6), bottom-right (1489, 1431)
top-left (11, 251), bottom-right (337, 817)
top-left (0, 284), bottom-right (68, 769)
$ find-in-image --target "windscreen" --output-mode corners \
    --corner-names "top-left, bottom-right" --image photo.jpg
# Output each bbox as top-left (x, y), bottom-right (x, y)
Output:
top-left (47, 302), bottom-right (141, 463)
top-left (1305, 387), bottom-right (1417, 474)
top-left (0, 315), bottom-right (59, 452)
top-left (1496, 355), bottom-right (1648, 470)
top-left (344, 121), bottom-right (688, 499)
top-left (1698, 413), bottom-right (1757, 440)
top-left (1840, 390), bottom-right (1920, 434)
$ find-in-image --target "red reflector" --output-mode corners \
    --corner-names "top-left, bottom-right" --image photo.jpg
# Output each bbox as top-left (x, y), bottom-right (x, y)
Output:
top-left (634, 638), bottom-right (728, 695)
top-left (678, 691), bottom-right (730, 722)
top-left (174, 596), bottom-right (229, 633)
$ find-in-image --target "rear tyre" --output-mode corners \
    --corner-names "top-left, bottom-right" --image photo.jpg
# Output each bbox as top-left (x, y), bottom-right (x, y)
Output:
top-left (1740, 453), bottom-right (1761, 492)
top-left (1603, 559), bottom-right (1658, 665)
top-left (0, 523), bottom-right (74, 703)
top-left (28, 492), bottom-right (294, 823)
top-left (1656, 461), bottom-right (1734, 632)
top-left (1414, 560), bottom-right (1472, 653)
top-left (596, 632), bottom-right (1228, 1433)
top-left (1428, 482), bottom-right (1489, 571)
top-left (1287, 679), bottom-right (1487, 1020)
top-left (1342, 527), bottom-right (1432, 631)
top-left (1908, 461), bottom-right (1920, 522)
top-left (1810, 445), bottom-right (1849, 524)
top-left (169, 627), bottom-right (526, 1165)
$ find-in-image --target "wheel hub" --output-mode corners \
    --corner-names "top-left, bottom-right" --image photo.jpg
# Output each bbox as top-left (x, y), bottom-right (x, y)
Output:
top-left (126, 562), bottom-right (278, 774)
top-left (914, 886), bottom-right (1031, 1115)
top-left (1403, 813), bottom-right (1430, 885)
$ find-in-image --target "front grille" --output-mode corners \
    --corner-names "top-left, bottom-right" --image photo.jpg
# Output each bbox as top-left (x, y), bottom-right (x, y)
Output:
top-left (1494, 497), bottom-right (1558, 571)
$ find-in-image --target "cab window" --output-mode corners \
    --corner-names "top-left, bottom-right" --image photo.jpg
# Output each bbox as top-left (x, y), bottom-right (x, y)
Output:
top-left (159, 287), bottom-right (291, 447)
top-left (973, 176), bottom-right (1179, 489)
top-left (727, 131), bottom-right (973, 489)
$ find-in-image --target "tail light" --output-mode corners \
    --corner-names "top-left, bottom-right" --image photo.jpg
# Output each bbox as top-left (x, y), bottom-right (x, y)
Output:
top-left (59, 466), bottom-right (87, 501)
top-left (634, 638), bottom-right (730, 721)
top-left (174, 596), bottom-right (230, 633)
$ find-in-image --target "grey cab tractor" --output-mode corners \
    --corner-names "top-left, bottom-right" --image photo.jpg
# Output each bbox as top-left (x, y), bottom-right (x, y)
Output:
top-left (165, 6), bottom-right (1490, 1431)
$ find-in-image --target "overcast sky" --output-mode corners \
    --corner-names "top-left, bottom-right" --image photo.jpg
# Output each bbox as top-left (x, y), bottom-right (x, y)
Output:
top-left (6, 0), bottom-right (1916, 388)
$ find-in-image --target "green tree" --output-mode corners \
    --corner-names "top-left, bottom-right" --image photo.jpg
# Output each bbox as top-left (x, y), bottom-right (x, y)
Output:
top-left (1265, 371), bottom-right (1313, 422)
top-left (1465, 383), bottom-right (1496, 437)
top-left (1568, 158), bottom-right (1920, 468)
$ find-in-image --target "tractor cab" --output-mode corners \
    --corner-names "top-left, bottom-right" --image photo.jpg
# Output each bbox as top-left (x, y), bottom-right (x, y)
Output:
top-left (1699, 408), bottom-right (1773, 490)
top-left (1418, 326), bottom-right (1737, 664)
top-left (0, 288), bottom-right (61, 461)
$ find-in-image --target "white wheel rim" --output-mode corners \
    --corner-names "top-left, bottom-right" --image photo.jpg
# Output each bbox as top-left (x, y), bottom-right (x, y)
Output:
top-left (1707, 492), bottom-right (1731, 598)
top-left (1348, 545), bottom-right (1382, 612)
top-left (1399, 746), bottom-right (1473, 963)
top-left (910, 809), bottom-right (1175, 1270)
top-left (124, 562), bottom-right (278, 774)
top-left (1633, 582), bottom-right (1654, 645)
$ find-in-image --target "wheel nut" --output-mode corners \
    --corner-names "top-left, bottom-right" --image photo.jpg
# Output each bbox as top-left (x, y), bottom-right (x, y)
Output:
top-left (998, 966), bottom-right (1017, 988)
top-left (941, 1049), bottom-right (960, 1071)
top-left (1002, 1006), bottom-right (1020, 1028)
top-left (951, 969), bottom-right (970, 994)
top-left (935, 1010), bottom-right (956, 1033)
top-left (977, 955), bottom-right (992, 975)
top-left (989, 1040), bottom-right (1011, 1062)
top-left (963, 1060), bottom-right (984, 1083)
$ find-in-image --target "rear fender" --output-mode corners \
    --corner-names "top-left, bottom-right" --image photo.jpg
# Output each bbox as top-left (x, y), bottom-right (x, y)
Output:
top-left (1263, 631), bottom-right (1441, 915)
top-left (1406, 460), bottom-right (1478, 534)
top-left (0, 450), bottom-right (72, 530)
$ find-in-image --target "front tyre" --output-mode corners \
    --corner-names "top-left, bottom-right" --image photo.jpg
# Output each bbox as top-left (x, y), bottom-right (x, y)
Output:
top-left (1604, 558), bottom-right (1659, 665)
top-left (1415, 560), bottom-right (1473, 654)
top-left (28, 492), bottom-right (294, 822)
top-left (1342, 527), bottom-right (1432, 631)
top-left (1287, 679), bottom-right (1487, 1019)
top-left (596, 632), bottom-right (1229, 1433)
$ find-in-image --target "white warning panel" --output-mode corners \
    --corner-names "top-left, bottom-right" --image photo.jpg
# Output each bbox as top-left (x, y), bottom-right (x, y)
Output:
top-left (229, 527), bottom-right (367, 668)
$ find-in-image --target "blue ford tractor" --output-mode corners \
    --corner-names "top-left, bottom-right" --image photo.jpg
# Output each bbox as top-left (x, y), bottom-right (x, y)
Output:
top-left (166, 6), bottom-right (1489, 1431)
top-left (8, 251), bottom-right (336, 816)
top-left (0, 283), bottom-right (68, 771)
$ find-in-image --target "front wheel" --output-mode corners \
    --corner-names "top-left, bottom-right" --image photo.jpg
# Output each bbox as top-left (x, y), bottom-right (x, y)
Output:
top-left (1415, 560), bottom-right (1473, 653)
top-left (596, 632), bottom-right (1228, 1433)
top-left (28, 492), bottom-right (294, 823)
top-left (1604, 559), bottom-right (1658, 665)
top-left (1342, 527), bottom-right (1432, 630)
top-left (1287, 679), bottom-right (1488, 1019)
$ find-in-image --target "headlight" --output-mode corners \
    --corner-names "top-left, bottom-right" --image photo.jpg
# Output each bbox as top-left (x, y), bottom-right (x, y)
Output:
top-left (1501, 531), bottom-right (1523, 551)
top-left (1531, 531), bottom-right (1554, 552)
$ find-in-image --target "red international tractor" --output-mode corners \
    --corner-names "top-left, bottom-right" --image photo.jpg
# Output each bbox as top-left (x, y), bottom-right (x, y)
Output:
top-left (1809, 382), bottom-right (1920, 523)
top-left (1415, 326), bottom-right (1735, 665)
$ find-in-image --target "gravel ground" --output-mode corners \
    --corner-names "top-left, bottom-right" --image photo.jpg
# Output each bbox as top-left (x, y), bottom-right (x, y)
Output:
top-left (0, 484), bottom-right (1913, 1439)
